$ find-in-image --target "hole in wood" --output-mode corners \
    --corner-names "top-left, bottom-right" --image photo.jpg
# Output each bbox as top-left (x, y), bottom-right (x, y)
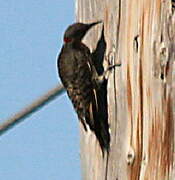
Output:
top-left (133, 35), bottom-right (139, 52)
top-left (127, 147), bottom-right (135, 165)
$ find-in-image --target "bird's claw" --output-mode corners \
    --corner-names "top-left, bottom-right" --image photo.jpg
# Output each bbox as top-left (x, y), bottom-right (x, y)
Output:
top-left (107, 63), bottom-right (121, 71)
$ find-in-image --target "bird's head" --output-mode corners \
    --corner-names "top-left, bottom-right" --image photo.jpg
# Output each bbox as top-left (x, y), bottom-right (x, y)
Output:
top-left (63, 21), bottom-right (102, 43)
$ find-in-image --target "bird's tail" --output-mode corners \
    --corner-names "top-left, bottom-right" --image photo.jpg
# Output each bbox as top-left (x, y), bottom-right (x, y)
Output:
top-left (86, 86), bottom-right (110, 155)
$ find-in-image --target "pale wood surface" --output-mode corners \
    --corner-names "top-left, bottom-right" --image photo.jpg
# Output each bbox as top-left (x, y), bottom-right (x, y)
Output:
top-left (76, 0), bottom-right (175, 179)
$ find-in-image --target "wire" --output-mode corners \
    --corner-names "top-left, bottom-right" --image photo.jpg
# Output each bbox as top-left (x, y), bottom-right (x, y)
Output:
top-left (0, 84), bottom-right (65, 136)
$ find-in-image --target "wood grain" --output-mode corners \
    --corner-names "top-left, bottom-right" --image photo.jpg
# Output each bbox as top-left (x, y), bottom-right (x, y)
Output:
top-left (76, 0), bottom-right (175, 179)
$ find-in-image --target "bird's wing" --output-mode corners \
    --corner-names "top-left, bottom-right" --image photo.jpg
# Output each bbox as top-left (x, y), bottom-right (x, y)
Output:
top-left (75, 47), bottom-right (99, 131)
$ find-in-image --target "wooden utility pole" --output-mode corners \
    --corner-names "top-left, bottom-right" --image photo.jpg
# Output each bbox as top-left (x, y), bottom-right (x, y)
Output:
top-left (76, 0), bottom-right (175, 179)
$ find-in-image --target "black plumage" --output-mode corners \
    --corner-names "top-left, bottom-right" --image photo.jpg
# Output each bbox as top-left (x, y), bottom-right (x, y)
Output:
top-left (57, 22), bottom-right (110, 153)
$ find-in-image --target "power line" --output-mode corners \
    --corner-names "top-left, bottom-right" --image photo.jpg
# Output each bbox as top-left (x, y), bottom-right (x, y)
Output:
top-left (0, 84), bottom-right (65, 136)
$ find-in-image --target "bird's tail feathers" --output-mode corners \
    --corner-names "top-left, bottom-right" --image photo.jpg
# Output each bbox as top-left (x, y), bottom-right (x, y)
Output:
top-left (86, 89), bottom-right (110, 154)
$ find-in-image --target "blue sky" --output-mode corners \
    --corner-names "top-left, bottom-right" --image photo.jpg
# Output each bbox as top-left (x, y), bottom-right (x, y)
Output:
top-left (0, 0), bottom-right (81, 179)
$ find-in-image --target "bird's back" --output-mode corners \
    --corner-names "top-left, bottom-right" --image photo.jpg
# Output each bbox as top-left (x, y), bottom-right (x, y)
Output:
top-left (58, 42), bottom-right (97, 131)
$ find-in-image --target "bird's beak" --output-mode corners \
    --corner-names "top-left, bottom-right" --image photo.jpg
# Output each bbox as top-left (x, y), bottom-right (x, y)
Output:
top-left (88, 21), bottom-right (103, 29)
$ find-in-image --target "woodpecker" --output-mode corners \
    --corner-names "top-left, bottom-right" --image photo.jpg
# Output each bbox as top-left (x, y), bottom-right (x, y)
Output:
top-left (57, 21), bottom-right (110, 153)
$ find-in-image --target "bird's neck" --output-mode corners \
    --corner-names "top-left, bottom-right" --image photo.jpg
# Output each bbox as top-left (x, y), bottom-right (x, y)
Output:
top-left (65, 40), bottom-right (84, 49)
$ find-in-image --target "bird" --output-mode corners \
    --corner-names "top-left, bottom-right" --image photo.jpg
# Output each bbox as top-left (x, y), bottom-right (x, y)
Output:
top-left (57, 21), bottom-right (110, 153)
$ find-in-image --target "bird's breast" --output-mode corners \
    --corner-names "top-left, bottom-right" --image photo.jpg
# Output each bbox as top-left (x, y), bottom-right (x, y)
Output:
top-left (58, 46), bottom-right (92, 89)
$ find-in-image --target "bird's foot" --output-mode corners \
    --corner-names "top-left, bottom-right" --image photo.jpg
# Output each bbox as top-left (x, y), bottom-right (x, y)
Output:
top-left (95, 63), bottom-right (121, 84)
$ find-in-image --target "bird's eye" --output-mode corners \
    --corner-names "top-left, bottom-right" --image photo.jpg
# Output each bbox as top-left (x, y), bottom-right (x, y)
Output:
top-left (64, 37), bottom-right (72, 43)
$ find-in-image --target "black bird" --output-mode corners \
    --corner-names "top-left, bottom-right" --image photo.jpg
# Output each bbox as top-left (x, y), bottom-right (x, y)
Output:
top-left (57, 21), bottom-right (110, 153)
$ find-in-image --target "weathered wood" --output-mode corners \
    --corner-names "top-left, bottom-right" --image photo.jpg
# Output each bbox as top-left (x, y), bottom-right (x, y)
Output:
top-left (76, 0), bottom-right (175, 179)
